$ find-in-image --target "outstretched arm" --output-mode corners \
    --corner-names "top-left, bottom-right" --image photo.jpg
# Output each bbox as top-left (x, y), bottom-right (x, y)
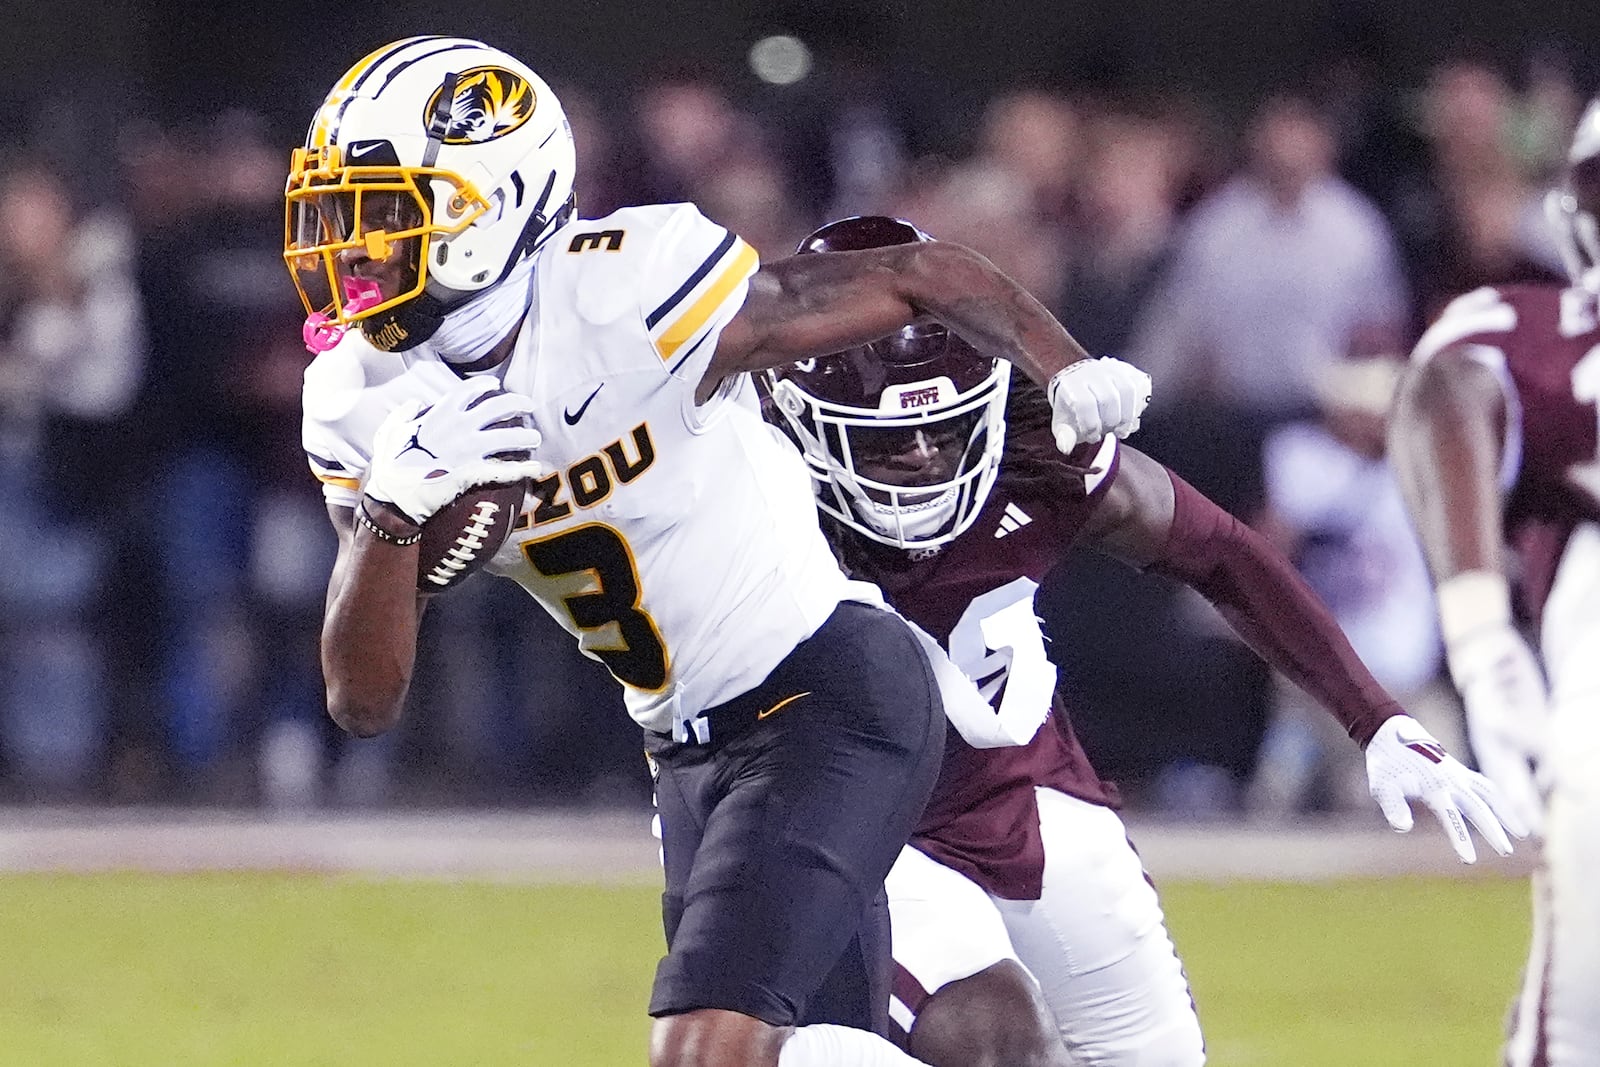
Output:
top-left (1080, 446), bottom-right (1401, 746)
top-left (711, 241), bottom-right (1087, 389)
top-left (707, 240), bottom-right (1150, 450)
top-left (1079, 444), bottom-right (1523, 860)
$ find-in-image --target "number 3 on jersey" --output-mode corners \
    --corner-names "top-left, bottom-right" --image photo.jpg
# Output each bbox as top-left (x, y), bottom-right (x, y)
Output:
top-left (521, 523), bottom-right (670, 691)
top-left (945, 577), bottom-right (1056, 746)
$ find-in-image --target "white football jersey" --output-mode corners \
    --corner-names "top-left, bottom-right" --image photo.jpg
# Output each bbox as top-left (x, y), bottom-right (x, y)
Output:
top-left (302, 203), bottom-right (873, 737)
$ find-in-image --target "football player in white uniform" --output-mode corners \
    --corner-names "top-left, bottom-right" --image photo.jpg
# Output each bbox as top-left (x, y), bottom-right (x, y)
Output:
top-left (1390, 99), bottom-right (1600, 1067)
top-left (286, 37), bottom-right (1151, 1067)
top-left (767, 216), bottom-right (1525, 1067)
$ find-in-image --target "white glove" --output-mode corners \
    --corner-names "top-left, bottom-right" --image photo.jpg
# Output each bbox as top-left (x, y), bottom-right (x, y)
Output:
top-left (363, 377), bottom-right (545, 524)
top-left (1446, 623), bottom-right (1551, 838)
top-left (1365, 714), bottom-right (1526, 863)
top-left (1047, 357), bottom-right (1153, 454)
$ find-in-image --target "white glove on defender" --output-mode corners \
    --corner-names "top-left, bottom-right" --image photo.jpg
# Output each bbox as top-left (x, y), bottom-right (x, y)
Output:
top-left (363, 377), bottom-right (544, 524)
top-left (1365, 714), bottom-right (1525, 863)
top-left (1446, 624), bottom-right (1550, 838)
top-left (1047, 357), bottom-right (1153, 454)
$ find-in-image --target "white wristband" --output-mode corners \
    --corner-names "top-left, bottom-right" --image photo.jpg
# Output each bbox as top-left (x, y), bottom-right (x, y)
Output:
top-left (1436, 570), bottom-right (1513, 647)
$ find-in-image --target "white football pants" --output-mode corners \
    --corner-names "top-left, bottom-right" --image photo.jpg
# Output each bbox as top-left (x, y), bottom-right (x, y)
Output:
top-left (887, 788), bottom-right (1206, 1066)
top-left (1507, 523), bottom-right (1600, 1067)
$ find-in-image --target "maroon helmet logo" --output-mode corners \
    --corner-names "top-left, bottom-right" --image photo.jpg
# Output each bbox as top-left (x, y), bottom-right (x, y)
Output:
top-left (899, 386), bottom-right (942, 409)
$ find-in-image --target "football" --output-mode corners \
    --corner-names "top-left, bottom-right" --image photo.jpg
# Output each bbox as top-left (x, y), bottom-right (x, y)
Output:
top-left (415, 481), bottom-right (528, 594)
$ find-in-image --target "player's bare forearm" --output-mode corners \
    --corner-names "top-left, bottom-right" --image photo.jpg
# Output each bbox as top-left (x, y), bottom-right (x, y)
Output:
top-left (910, 242), bottom-right (1094, 387)
top-left (1388, 350), bottom-right (1508, 581)
top-left (321, 504), bottom-right (424, 737)
top-left (706, 241), bottom-right (1090, 397)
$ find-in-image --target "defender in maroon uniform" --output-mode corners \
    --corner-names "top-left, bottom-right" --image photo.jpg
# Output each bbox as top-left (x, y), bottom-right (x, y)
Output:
top-left (1389, 99), bottom-right (1600, 1067)
top-left (768, 217), bottom-right (1524, 1067)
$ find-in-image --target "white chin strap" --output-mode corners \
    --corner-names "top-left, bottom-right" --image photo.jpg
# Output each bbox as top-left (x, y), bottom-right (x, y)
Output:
top-left (429, 254), bottom-right (538, 364)
top-left (855, 487), bottom-right (960, 544)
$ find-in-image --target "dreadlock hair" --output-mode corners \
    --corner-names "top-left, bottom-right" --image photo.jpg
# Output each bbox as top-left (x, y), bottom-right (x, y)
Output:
top-left (998, 373), bottom-right (1085, 497)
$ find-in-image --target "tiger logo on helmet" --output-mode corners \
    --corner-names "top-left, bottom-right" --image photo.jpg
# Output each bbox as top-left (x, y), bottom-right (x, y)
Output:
top-left (428, 66), bottom-right (537, 144)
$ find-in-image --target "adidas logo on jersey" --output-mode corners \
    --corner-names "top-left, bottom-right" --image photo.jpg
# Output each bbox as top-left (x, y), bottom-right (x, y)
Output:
top-left (993, 503), bottom-right (1033, 538)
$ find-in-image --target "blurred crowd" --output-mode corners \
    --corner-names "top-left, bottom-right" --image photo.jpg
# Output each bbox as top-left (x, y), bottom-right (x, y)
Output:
top-left (0, 44), bottom-right (1588, 814)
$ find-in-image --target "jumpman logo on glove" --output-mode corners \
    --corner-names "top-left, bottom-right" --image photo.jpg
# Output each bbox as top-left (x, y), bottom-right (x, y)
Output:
top-left (397, 430), bottom-right (439, 461)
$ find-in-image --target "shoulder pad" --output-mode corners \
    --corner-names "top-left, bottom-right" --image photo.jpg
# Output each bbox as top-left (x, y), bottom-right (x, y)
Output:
top-left (546, 204), bottom-right (758, 357)
top-left (1412, 287), bottom-right (1517, 363)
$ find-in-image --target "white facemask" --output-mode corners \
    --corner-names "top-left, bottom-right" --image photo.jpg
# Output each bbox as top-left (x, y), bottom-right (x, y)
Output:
top-left (854, 487), bottom-right (962, 544)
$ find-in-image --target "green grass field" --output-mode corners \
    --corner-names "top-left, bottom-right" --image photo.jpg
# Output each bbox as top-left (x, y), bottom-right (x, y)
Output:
top-left (0, 873), bottom-right (1530, 1066)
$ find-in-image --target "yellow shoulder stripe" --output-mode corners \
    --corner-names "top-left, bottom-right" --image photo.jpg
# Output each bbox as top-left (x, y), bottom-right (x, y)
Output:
top-left (654, 239), bottom-right (758, 362)
top-left (315, 471), bottom-right (361, 491)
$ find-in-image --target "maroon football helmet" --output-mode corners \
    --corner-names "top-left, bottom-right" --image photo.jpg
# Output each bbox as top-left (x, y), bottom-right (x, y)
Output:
top-left (765, 216), bottom-right (1011, 549)
top-left (1549, 97), bottom-right (1600, 295)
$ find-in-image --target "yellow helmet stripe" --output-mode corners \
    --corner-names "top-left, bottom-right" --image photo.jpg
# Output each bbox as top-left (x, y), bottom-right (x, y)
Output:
top-left (308, 36), bottom-right (442, 148)
top-left (654, 239), bottom-right (759, 362)
top-left (310, 41), bottom-right (398, 148)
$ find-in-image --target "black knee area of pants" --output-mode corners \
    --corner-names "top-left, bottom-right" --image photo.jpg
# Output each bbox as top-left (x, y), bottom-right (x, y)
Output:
top-left (648, 602), bottom-right (946, 1028)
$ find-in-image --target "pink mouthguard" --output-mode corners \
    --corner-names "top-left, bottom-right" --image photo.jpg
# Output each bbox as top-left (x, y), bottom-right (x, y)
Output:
top-left (302, 277), bottom-right (385, 353)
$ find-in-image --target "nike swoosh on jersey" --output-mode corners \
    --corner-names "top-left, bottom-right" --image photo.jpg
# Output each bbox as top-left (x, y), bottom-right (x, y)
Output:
top-left (564, 384), bottom-right (604, 425)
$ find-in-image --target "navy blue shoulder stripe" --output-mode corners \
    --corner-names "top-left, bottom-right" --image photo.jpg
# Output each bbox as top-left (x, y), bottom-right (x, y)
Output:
top-left (667, 328), bottom-right (714, 375)
top-left (305, 449), bottom-right (347, 472)
top-left (646, 229), bottom-right (736, 330)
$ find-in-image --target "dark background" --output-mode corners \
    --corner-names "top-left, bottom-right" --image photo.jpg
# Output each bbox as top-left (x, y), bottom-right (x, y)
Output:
top-left (10, 1), bottom-right (1600, 148)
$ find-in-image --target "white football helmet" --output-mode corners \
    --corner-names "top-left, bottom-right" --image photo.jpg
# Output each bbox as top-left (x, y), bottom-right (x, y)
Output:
top-left (766, 216), bottom-right (1011, 551)
top-left (284, 36), bottom-right (577, 351)
top-left (1547, 96), bottom-right (1600, 296)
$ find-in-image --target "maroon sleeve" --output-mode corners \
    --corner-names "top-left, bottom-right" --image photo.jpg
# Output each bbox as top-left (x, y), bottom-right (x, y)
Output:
top-left (1147, 470), bottom-right (1402, 747)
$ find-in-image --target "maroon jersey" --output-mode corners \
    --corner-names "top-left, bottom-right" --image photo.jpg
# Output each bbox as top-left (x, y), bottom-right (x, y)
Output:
top-left (1413, 284), bottom-right (1600, 621)
top-left (838, 429), bottom-right (1121, 900)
